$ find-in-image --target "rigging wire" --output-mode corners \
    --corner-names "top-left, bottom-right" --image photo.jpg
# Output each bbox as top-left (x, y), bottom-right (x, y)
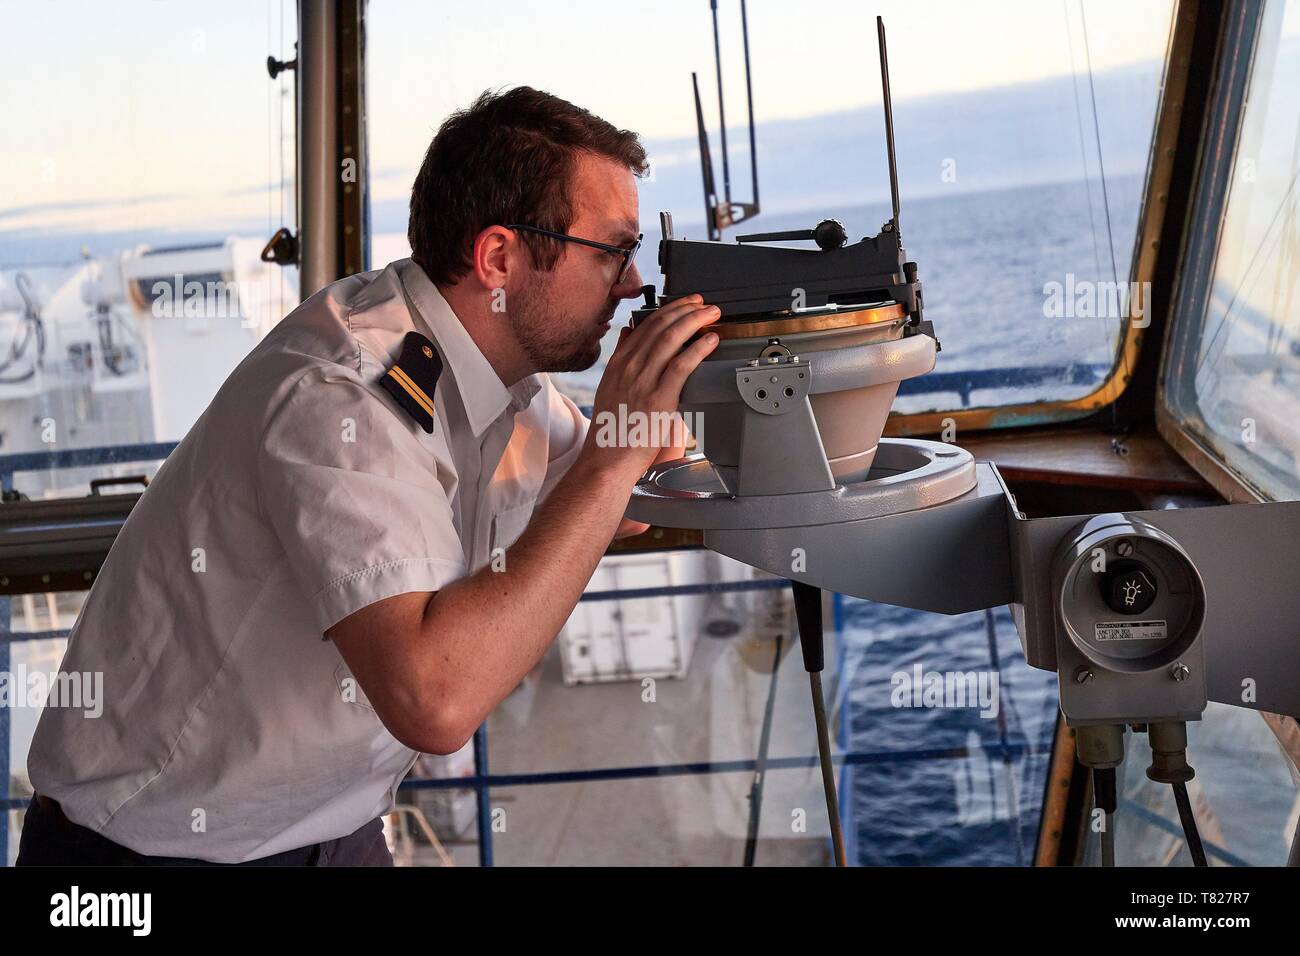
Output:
top-left (1080, 5), bottom-right (1122, 289)
top-left (1064, 0), bottom-right (1105, 282)
top-left (1071, 0), bottom-right (1133, 426)
top-left (1194, 164), bottom-right (1300, 378)
top-left (1066, 0), bottom-right (1128, 426)
top-left (1078, 1), bottom-right (1130, 428)
top-left (1267, 118), bottom-right (1300, 355)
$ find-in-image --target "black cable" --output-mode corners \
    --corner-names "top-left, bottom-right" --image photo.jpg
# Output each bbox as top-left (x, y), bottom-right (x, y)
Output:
top-left (0, 271), bottom-right (45, 384)
top-left (0, 317), bottom-right (36, 382)
top-left (1172, 781), bottom-right (1208, 867)
top-left (97, 307), bottom-right (143, 377)
top-left (1101, 813), bottom-right (1116, 867)
top-left (1093, 766), bottom-right (1117, 867)
top-left (98, 309), bottom-right (124, 376)
top-left (791, 580), bottom-right (847, 867)
top-left (742, 633), bottom-right (783, 867)
top-left (808, 670), bottom-right (846, 867)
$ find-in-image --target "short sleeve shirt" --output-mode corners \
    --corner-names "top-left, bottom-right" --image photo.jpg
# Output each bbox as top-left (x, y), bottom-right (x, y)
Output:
top-left (27, 258), bottom-right (589, 862)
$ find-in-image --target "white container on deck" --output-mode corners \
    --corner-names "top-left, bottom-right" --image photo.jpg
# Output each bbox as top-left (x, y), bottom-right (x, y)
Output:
top-left (559, 551), bottom-right (748, 685)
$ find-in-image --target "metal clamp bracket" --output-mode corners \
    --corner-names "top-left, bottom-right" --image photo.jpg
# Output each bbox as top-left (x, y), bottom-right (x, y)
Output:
top-left (735, 355), bottom-right (810, 416)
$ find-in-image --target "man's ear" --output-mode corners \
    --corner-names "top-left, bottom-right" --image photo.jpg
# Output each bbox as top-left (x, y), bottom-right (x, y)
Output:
top-left (470, 225), bottom-right (516, 292)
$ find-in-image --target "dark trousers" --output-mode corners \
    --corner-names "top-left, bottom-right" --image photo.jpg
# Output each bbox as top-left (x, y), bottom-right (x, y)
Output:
top-left (15, 794), bottom-right (393, 866)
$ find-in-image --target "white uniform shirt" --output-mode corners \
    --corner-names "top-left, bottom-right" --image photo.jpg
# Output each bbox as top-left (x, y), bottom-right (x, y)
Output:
top-left (28, 258), bottom-right (589, 862)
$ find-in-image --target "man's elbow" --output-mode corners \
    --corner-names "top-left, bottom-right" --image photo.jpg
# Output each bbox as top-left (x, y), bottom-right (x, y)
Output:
top-left (385, 694), bottom-right (477, 756)
top-left (412, 723), bottom-right (476, 757)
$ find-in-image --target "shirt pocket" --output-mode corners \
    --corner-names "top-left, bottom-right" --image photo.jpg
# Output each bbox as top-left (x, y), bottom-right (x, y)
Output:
top-left (490, 502), bottom-right (534, 555)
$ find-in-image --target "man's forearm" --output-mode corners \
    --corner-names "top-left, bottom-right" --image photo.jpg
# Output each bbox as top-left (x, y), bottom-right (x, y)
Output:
top-left (614, 441), bottom-right (682, 538)
top-left (419, 451), bottom-right (642, 731)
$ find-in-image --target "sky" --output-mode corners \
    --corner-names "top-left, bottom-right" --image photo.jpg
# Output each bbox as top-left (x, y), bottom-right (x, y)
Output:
top-left (366, 0), bottom-right (1178, 141)
top-left (0, 0), bottom-right (1183, 244)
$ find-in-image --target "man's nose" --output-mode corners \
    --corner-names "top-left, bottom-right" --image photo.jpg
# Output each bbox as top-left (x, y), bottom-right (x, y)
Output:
top-left (613, 259), bottom-right (645, 299)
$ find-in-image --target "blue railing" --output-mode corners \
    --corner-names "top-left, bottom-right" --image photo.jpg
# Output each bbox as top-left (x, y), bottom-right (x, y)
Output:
top-left (0, 442), bottom-right (180, 492)
top-left (896, 362), bottom-right (1109, 408)
top-left (0, 569), bottom-right (1051, 865)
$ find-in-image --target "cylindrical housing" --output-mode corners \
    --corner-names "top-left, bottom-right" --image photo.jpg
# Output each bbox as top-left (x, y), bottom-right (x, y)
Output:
top-left (680, 308), bottom-right (934, 486)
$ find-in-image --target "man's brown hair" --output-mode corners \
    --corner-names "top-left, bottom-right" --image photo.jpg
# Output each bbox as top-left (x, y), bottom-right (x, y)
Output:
top-left (408, 86), bottom-right (648, 287)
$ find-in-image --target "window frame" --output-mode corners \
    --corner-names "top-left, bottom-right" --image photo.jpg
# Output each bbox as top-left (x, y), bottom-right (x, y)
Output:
top-left (1155, 0), bottom-right (1274, 503)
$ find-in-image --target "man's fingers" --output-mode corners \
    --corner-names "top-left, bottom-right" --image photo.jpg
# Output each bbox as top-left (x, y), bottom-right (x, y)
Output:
top-left (657, 330), bottom-right (720, 400)
top-left (646, 293), bottom-right (708, 325)
top-left (617, 295), bottom-right (709, 368)
top-left (637, 304), bottom-right (722, 385)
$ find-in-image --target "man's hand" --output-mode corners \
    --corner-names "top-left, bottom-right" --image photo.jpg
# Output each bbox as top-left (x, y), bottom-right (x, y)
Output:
top-left (583, 294), bottom-right (721, 482)
top-left (327, 295), bottom-right (723, 755)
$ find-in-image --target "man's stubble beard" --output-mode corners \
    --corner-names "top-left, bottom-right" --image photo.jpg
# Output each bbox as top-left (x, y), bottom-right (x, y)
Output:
top-left (510, 272), bottom-right (612, 374)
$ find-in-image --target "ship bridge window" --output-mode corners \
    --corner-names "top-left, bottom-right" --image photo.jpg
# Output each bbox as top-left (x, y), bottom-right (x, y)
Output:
top-left (367, 0), bottom-right (1175, 424)
top-left (1162, 0), bottom-right (1300, 502)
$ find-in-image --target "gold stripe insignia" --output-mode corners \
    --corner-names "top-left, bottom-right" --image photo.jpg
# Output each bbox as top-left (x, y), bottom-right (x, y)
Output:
top-left (386, 366), bottom-right (434, 417)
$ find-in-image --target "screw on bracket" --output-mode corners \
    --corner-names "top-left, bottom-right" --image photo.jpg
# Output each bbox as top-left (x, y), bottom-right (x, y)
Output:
top-left (735, 357), bottom-right (811, 415)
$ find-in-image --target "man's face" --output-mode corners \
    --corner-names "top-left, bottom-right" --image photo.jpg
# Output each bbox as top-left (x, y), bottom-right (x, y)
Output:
top-left (506, 152), bottom-right (643, 373)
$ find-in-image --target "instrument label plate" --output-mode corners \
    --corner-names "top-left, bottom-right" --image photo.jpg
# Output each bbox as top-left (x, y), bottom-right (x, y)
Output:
top-left (1094, 620), bottom-right (1167, 642)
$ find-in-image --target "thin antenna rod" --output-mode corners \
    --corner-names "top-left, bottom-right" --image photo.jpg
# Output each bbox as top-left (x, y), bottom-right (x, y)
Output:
top-left (877, 16), bottom-right (900, 231)
top-left (711, 0), bottom-right (732, 205)
top-left (740, 0), bottom-right (758, 207)
top-left (692, 72), bottom-right (721, 240)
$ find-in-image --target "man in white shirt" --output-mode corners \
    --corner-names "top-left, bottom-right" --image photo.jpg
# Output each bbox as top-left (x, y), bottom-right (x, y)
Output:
top-left (20, 86), bottom-right (720, 865)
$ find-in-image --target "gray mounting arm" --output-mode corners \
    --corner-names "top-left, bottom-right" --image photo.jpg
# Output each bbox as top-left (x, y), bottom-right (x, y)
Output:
top-left (631, 451), bottom-right (1300, 724)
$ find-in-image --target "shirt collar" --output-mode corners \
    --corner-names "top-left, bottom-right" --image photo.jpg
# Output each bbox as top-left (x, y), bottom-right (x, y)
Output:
top-left (395, 258), bottom-right (542, 437)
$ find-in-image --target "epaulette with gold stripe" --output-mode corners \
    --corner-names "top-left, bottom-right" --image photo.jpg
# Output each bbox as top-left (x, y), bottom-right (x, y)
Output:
top-left (380, 331), bottom-right (442, 433)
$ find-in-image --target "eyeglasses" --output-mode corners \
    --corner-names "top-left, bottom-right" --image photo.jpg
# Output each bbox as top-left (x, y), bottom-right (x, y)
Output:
top-left (506, 224), bottom-right (642, 284)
